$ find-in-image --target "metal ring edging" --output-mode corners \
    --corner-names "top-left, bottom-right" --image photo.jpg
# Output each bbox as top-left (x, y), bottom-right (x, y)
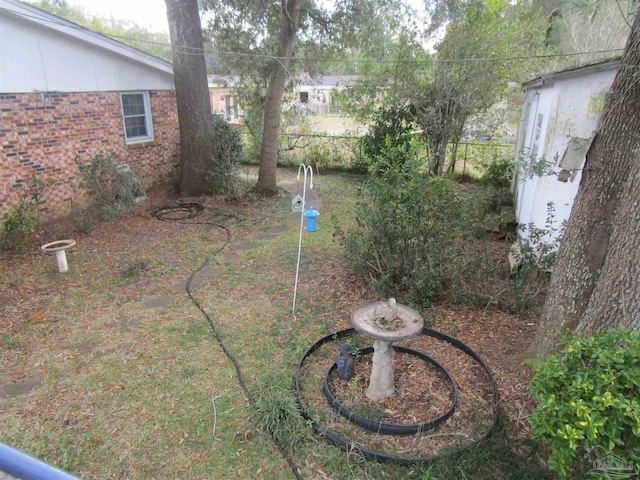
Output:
top-left (295, 327), bottom-right (500, 465)
top-left (323, 346), bottom-right (457, 436)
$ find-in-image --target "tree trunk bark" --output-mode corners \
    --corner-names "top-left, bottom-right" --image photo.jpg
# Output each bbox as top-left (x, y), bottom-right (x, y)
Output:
top-left (165, 0), bottom-right (214, 196)
top-left (529, 14), bottom-right (640, 356)
top-left (255, 0), bottom-right (302, 196)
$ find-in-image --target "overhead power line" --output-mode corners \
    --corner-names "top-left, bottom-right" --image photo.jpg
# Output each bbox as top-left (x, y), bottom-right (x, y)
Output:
top-left (4, 6), bottom-right (625, 66)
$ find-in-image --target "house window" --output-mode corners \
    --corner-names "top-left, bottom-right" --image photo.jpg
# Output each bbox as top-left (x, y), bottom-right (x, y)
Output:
top-left (120, 92), bottom-right (154, 144)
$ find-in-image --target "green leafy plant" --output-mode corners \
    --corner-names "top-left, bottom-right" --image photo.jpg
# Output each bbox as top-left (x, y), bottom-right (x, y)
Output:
top-left (358, 106), bottom-right (418, 173)
top-left (251, 371), bottom-right (308, 451)
top-left (508, 202), bottom-right (563, 313)
top-left (529, 328), bottom-right (640, 478)
top-left (1, 176), bottom-right (49, 250)
top-left (336, 139), bottom-right (490, 306)
top-left (75, 152), bottom-right (138, 219)
top-left (480, 157), bottom-right (514, 190)
top-left (206, 117), bottom-right (243, 194)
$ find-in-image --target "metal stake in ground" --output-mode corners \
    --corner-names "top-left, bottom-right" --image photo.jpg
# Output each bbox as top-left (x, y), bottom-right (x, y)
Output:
top-left (292, 163), bottom-right (314, 318)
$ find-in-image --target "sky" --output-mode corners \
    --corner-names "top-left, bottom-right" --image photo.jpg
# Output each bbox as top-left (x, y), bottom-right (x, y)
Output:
top-left (68, 0), bottom-right (169, 33)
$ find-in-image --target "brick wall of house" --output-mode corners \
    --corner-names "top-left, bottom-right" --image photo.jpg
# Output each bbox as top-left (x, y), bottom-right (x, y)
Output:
top-left (0, 90), bottom-right (180, 219)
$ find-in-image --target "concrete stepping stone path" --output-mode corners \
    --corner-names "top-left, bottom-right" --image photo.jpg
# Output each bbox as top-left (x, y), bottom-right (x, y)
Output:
top-left (0, 376), bottom-right (43, 398)
top-left (141, 295), bottom-right (173, 309)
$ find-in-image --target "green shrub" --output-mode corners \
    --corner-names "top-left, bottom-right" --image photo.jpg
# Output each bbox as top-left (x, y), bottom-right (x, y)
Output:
top-left (75, 152), bottom-right (138, 219)
top-left (529, 328), bottom-right (640, 478)
top-left (1, 197), bottom-right (37, 250)
top-left (336, 140), bottom-right (489, 306)
top-left (481, 157), bottom-right (514, 190)
top-left (1, 176), bottom-right (48, 250)
top-left (358, 106), bottom-right (417, 173)
top-left (207, 117), bottom-right (243, 193)
top-left (251, 371), bottom-right (308, 451)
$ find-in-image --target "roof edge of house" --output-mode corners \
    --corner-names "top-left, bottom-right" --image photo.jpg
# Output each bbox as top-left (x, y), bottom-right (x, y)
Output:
top-left (523, 57), bottom-right (622, 90)
top-left (0, 0), bottom-right (173, 76)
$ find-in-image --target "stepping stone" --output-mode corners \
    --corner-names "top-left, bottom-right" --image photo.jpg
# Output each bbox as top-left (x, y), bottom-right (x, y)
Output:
top-left (278, 180), bottom-right (297, 194)
top-left (197, 265), bottom-right (225, 277)
top-left (0, 376), bottom-right (43, 398)
top-left (141, 295), bottom-right (173, 309)
top-left (235, 241), bottom-right (258, 251)
top-left (173, 277), bottom-right (206, 293)
top-left (254, 232), bottom-right (278, 241)
top-left (116, 318), bottom-right (142, 332)
top-left (157, 253), bottom-right (181, 267)
top-left (268, 224), bottom-right (290, 234)
top-left (65, 340), bottom-right (95, 353)
top-left (220, 252), bottom-right (241, 264)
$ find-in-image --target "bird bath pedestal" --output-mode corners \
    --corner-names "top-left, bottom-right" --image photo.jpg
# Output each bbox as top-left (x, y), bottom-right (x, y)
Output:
top-left (350, 301), bottom-right (424, 401)
top-left (41, 239), bottom-right (76, 273)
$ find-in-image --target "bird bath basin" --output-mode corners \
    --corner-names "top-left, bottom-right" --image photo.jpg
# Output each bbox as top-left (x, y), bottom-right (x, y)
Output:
top-left (350, 300), bottom-right (424, 400)
top-left (41, 239), bottom-right (76, 273)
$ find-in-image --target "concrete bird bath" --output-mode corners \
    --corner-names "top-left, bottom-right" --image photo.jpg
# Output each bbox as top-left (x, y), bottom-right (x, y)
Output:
top-left (350, 299), bottom-right (424, 401)
top-left (41, 239), bottom-right (76, 273)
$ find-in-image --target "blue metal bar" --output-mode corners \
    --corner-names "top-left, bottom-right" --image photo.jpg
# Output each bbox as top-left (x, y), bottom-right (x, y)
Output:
top-left (0, 443), bottom-right (81, 480)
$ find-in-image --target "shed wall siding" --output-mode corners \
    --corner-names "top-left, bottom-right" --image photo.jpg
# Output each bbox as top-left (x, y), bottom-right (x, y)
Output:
top-left (515, 67), bottom-right (618, 241)
top-left (0, 90), bottom-right (180, 218)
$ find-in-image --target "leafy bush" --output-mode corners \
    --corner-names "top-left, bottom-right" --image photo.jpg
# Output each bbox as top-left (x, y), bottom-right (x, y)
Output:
top-left (481, 157), bottom-right (514, 190)
top-left (1, 176), bottom-right (48, 250)
top-left (336, 140), bottom-right (490, 306)
top-left (75, 152), bottom-right (139, 219)
top-left (1, 197), bottom-right (38, 250)
top-left (207, 117), bottom-right (243, 193)
top-left (529, 328), bottom-right (640, 478)
top-left (358, 106), bottom-right (418, 173)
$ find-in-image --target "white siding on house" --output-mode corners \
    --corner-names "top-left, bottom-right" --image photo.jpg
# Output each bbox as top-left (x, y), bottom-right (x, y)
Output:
top-left (0, 0), bottom-right (174, 93)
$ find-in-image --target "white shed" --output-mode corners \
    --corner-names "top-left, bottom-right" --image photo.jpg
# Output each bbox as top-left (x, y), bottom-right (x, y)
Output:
top-left (512, 59), bottom-right (620, 242)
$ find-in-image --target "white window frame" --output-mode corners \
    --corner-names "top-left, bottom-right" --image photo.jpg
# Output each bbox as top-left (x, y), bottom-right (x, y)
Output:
top-left (120, 91), bottom-right (154, 144)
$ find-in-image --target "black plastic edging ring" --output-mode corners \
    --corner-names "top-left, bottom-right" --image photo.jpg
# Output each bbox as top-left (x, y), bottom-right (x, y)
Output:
top-left (295, 327), bottom-right (500, 465)
top-left (323, 346), bottom-right (457, 436)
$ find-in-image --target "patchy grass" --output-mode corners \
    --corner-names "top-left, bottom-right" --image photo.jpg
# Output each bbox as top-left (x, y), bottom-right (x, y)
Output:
top-left (0, 171), bottom-right (549, 479)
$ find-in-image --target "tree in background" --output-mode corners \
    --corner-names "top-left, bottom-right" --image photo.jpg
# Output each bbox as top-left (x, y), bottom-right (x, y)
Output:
top-left (165, 0), bottom-right (216, 196)
top-left (530, 12), bottom-right (640, 357)
top-left (27, 0), bottom-right (173, 61)
top-left (345, 0), bottom-right (547, 176)
top-left (538, 0), bottom-right (632, 67)
top-left (203, 0), bottom-right (405, 195)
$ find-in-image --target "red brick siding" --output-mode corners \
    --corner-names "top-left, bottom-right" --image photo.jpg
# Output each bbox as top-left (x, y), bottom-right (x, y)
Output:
top-left (0, 90), bottom-right (180, 219)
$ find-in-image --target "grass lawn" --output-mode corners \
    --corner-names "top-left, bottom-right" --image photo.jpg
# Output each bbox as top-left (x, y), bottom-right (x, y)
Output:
top-left (0, 169), bottom-right (551, 479)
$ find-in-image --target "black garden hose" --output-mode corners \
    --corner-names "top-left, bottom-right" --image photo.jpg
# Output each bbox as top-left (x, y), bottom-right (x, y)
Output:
top-left (151, 202), bottom-right (304, 480)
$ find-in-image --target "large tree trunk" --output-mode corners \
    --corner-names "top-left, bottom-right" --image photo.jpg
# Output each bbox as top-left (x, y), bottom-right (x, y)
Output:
top-left (166, 0), bottom-right (214, 196)
top-left (255, 0), bottom-right (302, 196)
top-left (529, 14), bottom-right (640, 357)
